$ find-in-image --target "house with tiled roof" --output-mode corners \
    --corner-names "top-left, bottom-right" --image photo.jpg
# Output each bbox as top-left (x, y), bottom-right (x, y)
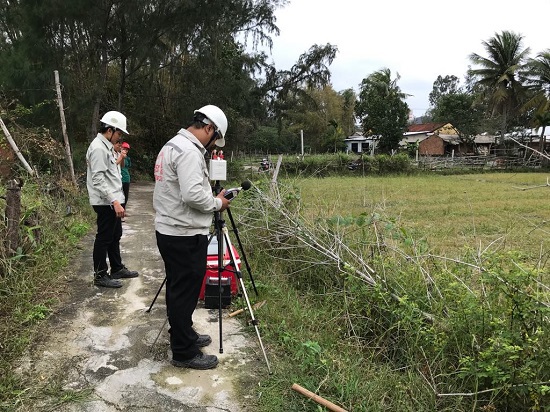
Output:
top-left (345, 123), bottom-right (501, 156)
top-left (400, 123), bottom-right (461, 155)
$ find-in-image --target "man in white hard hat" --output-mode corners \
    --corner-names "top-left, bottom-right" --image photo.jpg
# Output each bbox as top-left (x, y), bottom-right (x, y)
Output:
top-left (153, 105), bottom-right (230, 369)
top-left (86, 111), bottom-right (139, 288)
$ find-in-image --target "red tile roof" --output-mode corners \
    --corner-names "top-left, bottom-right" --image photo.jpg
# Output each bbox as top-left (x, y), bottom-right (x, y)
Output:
top-left (407, 123), bottom-right (447, 133)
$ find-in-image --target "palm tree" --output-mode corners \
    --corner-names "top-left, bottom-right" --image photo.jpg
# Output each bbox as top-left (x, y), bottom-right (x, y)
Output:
top-left (524, 50), bottom-right (550, 151)
top-left (533, 111), bottom-right (550, 151)
top-left (469, 31), bottom-right (530, 144)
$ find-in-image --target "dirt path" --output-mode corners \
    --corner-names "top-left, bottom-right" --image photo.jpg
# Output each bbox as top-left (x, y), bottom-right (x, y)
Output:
top-left (15, 182), bottom-right (264, 411)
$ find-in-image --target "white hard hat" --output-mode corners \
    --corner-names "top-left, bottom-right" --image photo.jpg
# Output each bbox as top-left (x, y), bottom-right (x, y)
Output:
top-left (194, 105), bottom-right (227, 147)
top-left (100, 111), bottom-right (129, 135)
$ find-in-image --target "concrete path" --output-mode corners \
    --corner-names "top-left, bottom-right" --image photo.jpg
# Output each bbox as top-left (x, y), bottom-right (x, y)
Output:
top-left (15, 182), bottom-right (264, 411)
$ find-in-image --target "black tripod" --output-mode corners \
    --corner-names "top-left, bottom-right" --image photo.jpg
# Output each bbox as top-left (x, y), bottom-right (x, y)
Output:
top-left (210, 199), bottom-right (271, 372)
top-left (145, 200), bottom-right (257, 314)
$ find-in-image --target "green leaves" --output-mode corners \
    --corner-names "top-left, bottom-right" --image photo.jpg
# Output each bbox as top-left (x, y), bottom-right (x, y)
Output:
top-left (355, 68), bottom-right (410, 153)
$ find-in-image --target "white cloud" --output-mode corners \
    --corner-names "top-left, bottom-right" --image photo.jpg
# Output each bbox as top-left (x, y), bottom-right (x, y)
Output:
top-left (262, 0), bottom-right (550, 117)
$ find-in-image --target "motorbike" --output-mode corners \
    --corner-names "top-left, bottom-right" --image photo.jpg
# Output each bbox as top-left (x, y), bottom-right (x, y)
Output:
top-left (347, 160), bottom-right (361, 170)
top-left (258, 158), bottom-right (271, 171)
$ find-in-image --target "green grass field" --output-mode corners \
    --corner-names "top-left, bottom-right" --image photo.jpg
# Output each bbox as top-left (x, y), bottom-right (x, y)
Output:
top-left (296, 172), bottom-right (550, 259)
top-left (244, 171), bottom-right (550, 411)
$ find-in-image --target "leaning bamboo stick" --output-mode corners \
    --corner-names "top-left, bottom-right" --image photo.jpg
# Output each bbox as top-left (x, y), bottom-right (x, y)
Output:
top-left (228, 300), bottom-right (266, 317)
top-left (291, 383), bottom-right (348, 412)
top-left (0, 116), bottom-right (34, 175)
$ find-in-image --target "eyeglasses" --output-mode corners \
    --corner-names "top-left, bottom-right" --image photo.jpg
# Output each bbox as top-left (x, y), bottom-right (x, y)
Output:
top-left (203, 118), bottom-right (220, 138)
top-left (115, 140), bottom-right (123, 144)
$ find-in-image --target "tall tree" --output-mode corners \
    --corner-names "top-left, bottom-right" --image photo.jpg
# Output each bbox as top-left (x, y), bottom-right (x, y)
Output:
top-left (431, 93), bottom-right (483, 150)
top-left (283, 85), bottom-right (347, 152)
top-left (355, 68), bottom-right (409, 153)
top-left (261, 43), bottom-right (338, 131)
top-left (339, 88), bottom-right (357, 137)
top-left (468, 31), bottom-right (530, 144)
top-left (0, 0), bottom-right (282, 147)
top-left (428, 75), bottom-right (461, 107)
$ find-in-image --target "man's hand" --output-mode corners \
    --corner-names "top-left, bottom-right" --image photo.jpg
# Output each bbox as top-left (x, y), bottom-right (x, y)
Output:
top-left (116, 151), bottom-right (127, 165)
top-left (113, 200), bottom-right (125, 218)
top-left (217, 190), bottom-right (231, 212)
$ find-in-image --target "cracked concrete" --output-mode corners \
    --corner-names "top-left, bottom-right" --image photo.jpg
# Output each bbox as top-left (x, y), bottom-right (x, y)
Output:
top-left (15, 182), bottom-right (265, 411)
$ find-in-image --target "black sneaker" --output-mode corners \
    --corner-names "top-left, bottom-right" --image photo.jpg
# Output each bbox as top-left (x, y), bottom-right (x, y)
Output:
top-left (94, 274), bottom-right (122, 288)
top-left (196, 334), bottom-right (212, 347)
top-left (171, 353), bottom-right (218, 370)
top-left (111, 266), bottom-right (139, 279)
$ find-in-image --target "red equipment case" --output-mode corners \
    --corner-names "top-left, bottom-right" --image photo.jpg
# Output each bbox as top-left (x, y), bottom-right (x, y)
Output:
top-left (199, 235), bottom-right (239, 301)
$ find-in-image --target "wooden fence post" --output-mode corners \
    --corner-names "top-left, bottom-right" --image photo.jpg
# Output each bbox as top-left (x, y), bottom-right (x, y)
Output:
top-left (6, 179), bottom-right (22, 255)
top-left (54, 70), bottom-right (77, 186)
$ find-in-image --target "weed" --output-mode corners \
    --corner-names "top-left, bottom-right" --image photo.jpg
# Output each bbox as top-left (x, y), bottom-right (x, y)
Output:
top-left (0, 177), bottom-right (93, 409)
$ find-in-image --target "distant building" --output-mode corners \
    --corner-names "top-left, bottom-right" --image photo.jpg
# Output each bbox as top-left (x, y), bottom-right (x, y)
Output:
top-left (343, 122), bottom-right (550, 156)
top-left (400, 123), bottom-right (460, 155)
top-left (344, 133), bottom-right (377, 154)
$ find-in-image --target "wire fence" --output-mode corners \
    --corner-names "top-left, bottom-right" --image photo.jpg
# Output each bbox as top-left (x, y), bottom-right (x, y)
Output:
top-left (416, 153), bottom-right (547, 170)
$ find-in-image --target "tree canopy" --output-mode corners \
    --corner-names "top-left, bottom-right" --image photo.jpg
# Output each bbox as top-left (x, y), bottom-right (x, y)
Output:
top-left (355, 68), bottom-right (409, 153)
top-left (0, 0), bottom-right (344, 157)
top-left (468, 30), bottom-right (531, 142)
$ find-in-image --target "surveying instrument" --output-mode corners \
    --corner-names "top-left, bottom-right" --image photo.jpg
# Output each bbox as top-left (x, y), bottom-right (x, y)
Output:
top-left (147, 157), bottom-right (271, 373)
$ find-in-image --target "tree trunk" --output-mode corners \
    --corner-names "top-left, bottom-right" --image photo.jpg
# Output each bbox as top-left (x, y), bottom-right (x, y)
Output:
top-left (118, 54), bottom-right (126, 111)
top-left (90, 4), bottom-right (113, 140)
top-left (499, 111), bottom-right (507, 147)
top-left (91, 42), bottom-right (109, 140)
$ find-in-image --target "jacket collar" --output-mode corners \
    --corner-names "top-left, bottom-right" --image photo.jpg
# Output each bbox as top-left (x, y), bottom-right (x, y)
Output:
top-left (97, 133), bottom-right (114, 150)
top-left (177, 128), bottom-right (206, 154)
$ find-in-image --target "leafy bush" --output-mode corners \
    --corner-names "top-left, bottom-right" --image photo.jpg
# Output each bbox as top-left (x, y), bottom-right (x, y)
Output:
top-left (273, 153), bottom-right (413, 177)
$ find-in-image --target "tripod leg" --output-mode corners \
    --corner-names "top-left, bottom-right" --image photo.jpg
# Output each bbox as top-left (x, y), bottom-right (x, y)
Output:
top-left (223, 227), bottom-right (272, 374)
top-left (214, 212), bottom-right (224, 354)
top-left (150, 317), bottom-right (168, 353)
top-left (146, 277), bottom-right (166, 313)
top-left (237, 276), bottom-right (272, 374)
top-left (226, 208), bottom-right (258, 296)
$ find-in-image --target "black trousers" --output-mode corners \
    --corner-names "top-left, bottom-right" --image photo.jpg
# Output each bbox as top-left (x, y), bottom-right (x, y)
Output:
top-left (156, 231), bottom-right (207, 361)
top-left (92, 205), bottom-right (123, 275)
top-left (122, 182), bottom-right (130, 207)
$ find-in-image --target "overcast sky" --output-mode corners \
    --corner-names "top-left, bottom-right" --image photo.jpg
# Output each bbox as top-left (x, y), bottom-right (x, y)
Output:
top-left (260, 0), bottom-right (550, 118)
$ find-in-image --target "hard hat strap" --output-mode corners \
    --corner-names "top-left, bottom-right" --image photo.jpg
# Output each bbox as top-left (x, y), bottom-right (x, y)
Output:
top-left (205, 134), bottom-right (218, 149)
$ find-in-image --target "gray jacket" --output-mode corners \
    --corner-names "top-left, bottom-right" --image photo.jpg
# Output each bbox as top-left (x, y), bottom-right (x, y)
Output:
top-left (86, 134), bottom-right (125, 206)
top-left (153, 129), bottom-right (222, 236)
